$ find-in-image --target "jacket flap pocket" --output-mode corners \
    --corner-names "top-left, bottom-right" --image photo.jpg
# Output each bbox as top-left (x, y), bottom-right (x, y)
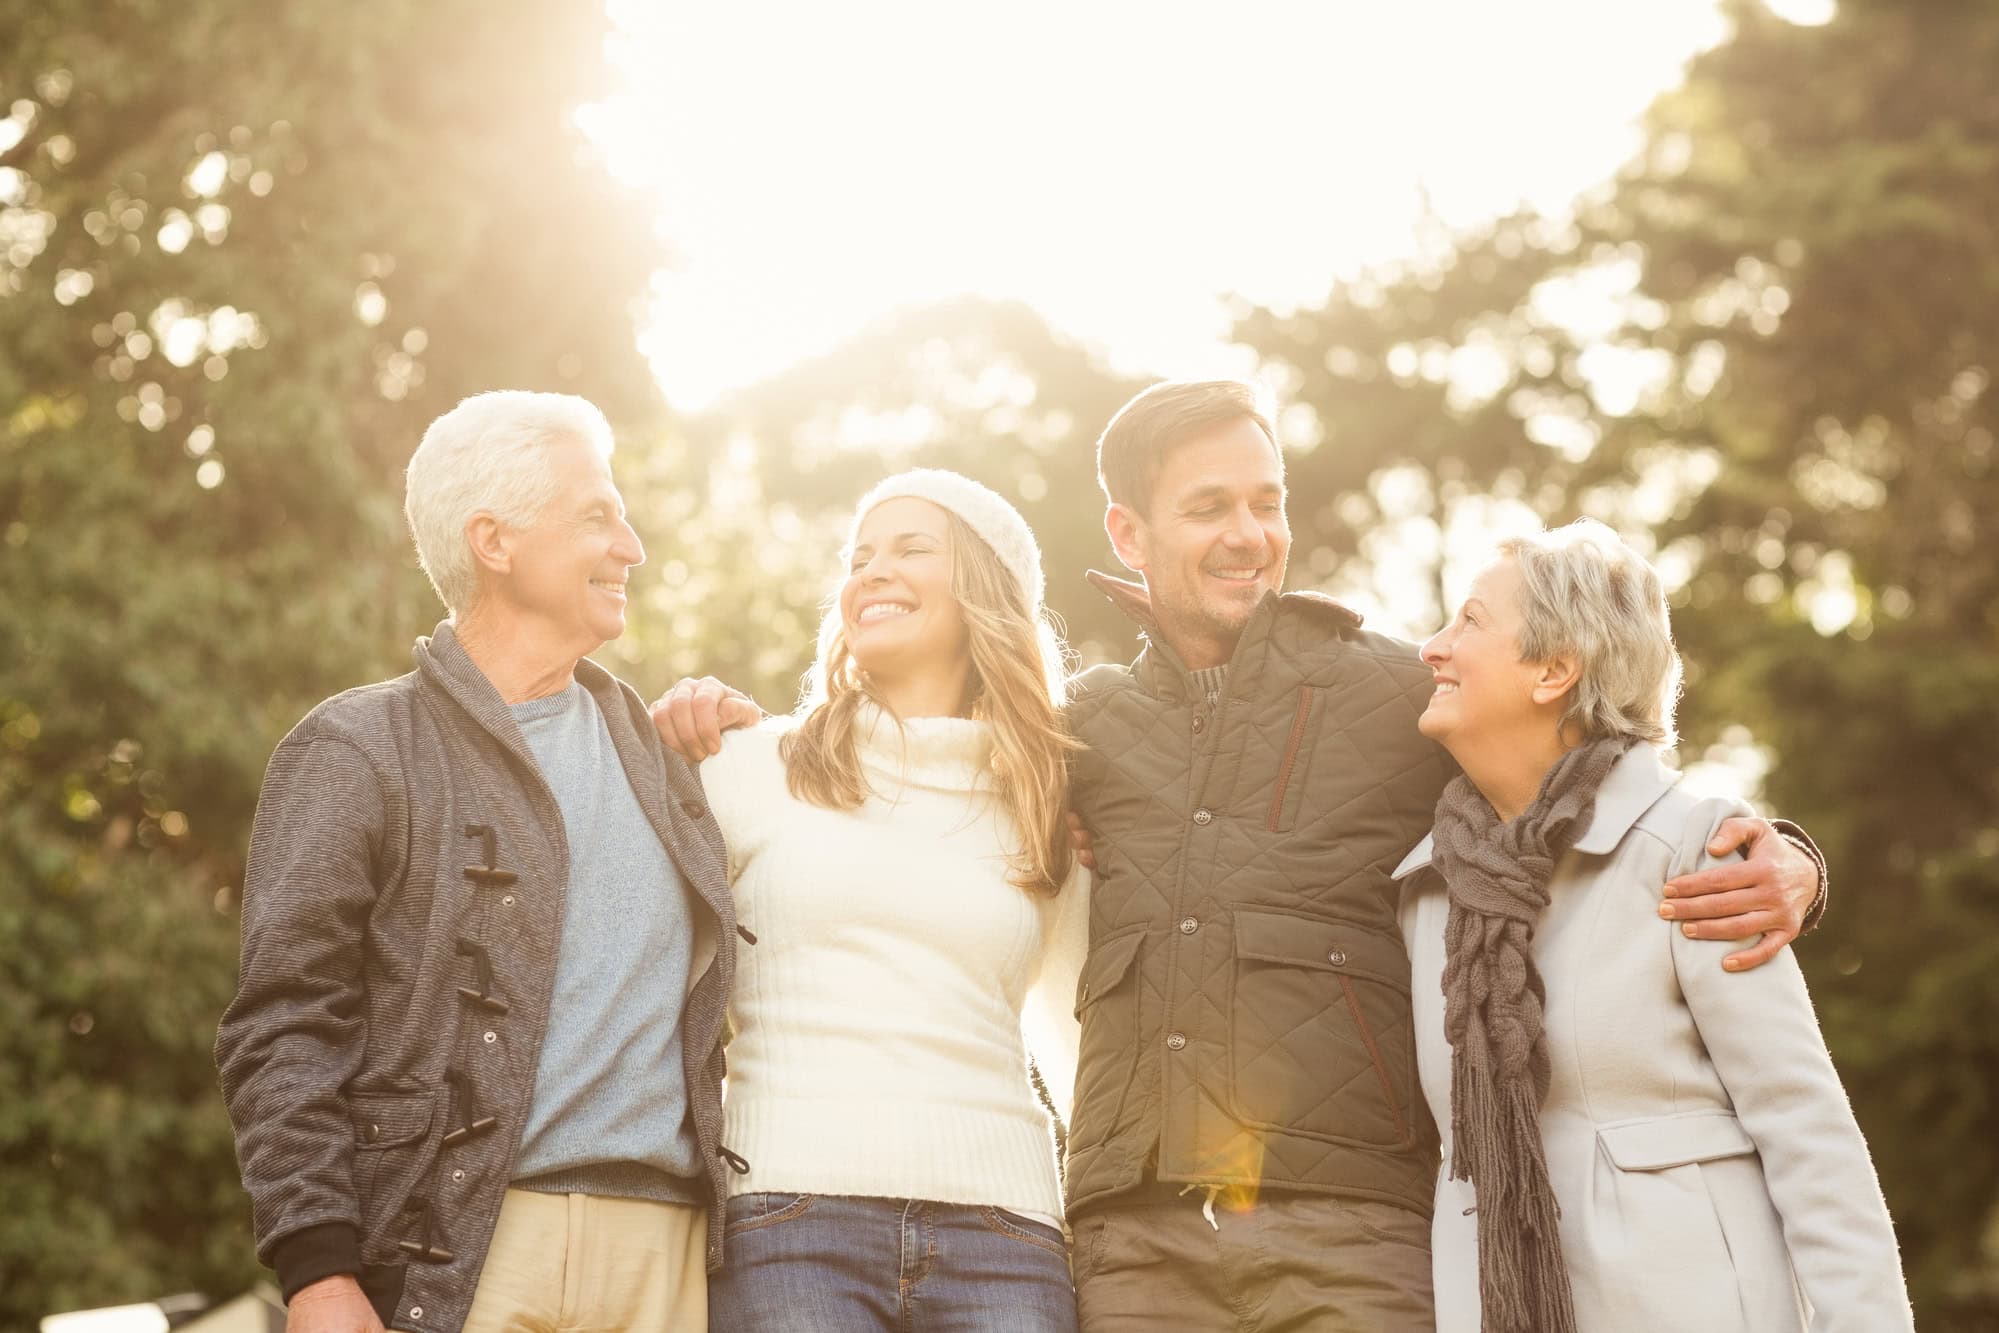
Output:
top-left (1598, 1111), bottom-right (1754, 1171)
top-left (1234, 908), bottom-right (1410, 993)
top-left (1074, 929), bottom-right (1145, 1016)
top-left (349, 1091), bottom-right (435, 1151)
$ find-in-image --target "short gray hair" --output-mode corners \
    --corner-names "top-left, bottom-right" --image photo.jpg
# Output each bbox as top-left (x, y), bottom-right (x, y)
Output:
top-left (403, 391), bottom-right (615, 613)
top-left (1497, 519), bottom-right (1682, 747)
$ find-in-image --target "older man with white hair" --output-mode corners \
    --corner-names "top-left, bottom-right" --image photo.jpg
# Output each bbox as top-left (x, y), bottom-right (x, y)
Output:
top-left (216, 392), bottom-right (737, 1333)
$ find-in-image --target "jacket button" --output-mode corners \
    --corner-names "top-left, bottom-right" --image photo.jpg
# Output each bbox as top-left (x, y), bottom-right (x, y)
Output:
top-left (366, 1123), bottom-right (381, 1143)
top-left (408, 1308), bottom-right (423, 1321)
top-left (1193, 808), bottom-right (1213, 826)
top-left (683, 800), bottom-right (707, 820)
top-left (1192, 715), bottom-right (1205, 734)
top-left (501, 894), bottom-right (515, 906)
top-left (483, 1030), bottom-right (497, 1044)
top-left (1179, 917), bottom-right (1199, 934)
top-left (1328, 948), bottom-right (1348, 966)
top-left (451, 1168), bottom-right (465, 1182)
top-left (1166, 1031), bottom-right (1187, 1051)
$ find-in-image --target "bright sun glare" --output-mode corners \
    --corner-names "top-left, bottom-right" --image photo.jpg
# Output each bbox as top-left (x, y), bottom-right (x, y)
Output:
top-left (580, 0), bottom-right (1755, 413)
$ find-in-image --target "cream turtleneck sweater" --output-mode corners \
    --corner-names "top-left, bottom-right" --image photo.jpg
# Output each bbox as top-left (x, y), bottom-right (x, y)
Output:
top-left (697, 703), bottom-right (1089, 1217)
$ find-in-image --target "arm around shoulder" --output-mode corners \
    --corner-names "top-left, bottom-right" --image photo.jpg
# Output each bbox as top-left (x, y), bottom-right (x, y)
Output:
top-left (1769, 818), bottom-right (1830, 932)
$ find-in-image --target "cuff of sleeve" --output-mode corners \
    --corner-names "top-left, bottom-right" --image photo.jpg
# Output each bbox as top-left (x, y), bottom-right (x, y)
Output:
top-left (1770, 818), bottom-right (1829, 933)
top-left (273, 1221), bottom-right (363, 1302)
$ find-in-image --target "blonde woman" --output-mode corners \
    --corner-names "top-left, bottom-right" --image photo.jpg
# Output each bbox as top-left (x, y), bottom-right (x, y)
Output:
top-left (1394, 520), bottom-right (1911, 1332)
top-left (688, 471), bottom-right (1088, 1332)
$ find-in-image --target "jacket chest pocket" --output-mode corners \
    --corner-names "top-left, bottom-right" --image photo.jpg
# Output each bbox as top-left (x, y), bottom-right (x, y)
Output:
top-left (349, 1090), bottom-right (439, 1260)
top-left (1264, 686), bottom-right (1325, 835)
top-left (1225, 908), bottom-right (1416, 1149)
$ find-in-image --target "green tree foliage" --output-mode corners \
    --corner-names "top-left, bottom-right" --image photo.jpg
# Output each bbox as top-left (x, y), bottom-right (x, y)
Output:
top-left (0, 0), bottom-right (663, 1319)
top-left (1588, 3), bottom-right (1999, 1319)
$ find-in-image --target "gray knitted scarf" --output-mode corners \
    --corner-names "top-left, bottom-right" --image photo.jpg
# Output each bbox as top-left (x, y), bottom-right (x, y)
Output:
top-left (1432, 735), bottom-right (1630, 1333)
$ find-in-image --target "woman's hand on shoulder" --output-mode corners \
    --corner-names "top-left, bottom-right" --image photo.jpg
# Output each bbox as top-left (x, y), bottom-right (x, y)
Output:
top-left (650, 676), bottom-right (763, 763)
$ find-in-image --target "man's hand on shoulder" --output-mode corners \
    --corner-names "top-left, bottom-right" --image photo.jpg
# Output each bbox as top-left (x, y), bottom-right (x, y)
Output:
top-left (1066, 810), bottom-right (1097, 872)
top-left (287, 1275), bottom-right (384, 1333)
top-left (649, 676), bottom-right (762, 763)
top-left (1660, 815), bottom-right (1822, 973)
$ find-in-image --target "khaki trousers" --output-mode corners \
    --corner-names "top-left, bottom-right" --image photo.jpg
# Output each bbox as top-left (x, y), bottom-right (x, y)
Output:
top-left (1071, 1189), bottom-right (1434, 1333)
top-left (462, 1188), bottom-right (708, 1332)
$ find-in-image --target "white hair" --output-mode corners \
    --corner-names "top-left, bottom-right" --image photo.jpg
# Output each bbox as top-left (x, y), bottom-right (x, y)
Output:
top-left (1496, 519), bottom-right (1683, 747)
top-left (403, 391), bottom-right (615, 614)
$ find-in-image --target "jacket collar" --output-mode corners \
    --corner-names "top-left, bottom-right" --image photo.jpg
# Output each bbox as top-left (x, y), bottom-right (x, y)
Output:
top-left (1085, 569), bottom-right (1364, 700)
top-left (1086, 569), bottom-right (1162, 636)
top-left (1391, 743), bottom-right (1682, 879)
top-left (414, 619), bottom-right (520, 738)
top-left (414, 621), bottom-right (732, 921)
top-left (413, 619), bottom-right (630, 769)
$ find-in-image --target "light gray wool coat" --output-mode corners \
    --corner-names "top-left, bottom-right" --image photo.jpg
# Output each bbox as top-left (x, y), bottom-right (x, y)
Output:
top-left (1397, 745), bottom-right (1912, 1333)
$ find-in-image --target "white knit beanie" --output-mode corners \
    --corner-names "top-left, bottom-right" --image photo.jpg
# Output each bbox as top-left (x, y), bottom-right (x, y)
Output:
top-left (849, 468), bottom-right (1045, 610)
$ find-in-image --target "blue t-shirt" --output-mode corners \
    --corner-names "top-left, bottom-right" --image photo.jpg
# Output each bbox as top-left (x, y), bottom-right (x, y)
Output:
top-left (508, 681), bottom-right (702, 1198)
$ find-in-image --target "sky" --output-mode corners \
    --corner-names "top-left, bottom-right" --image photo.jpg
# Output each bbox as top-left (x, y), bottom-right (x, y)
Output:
top-left (580, 0), bottom-right (1829, 414)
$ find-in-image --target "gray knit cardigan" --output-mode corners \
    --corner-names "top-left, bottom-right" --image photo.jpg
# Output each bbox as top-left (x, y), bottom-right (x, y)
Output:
top-left (215, 621), bottom-right (737, 1332)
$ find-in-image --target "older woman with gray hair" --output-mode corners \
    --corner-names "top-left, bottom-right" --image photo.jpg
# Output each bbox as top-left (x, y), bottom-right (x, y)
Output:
top-left (1393, 520), bottom-right (1911, 1332)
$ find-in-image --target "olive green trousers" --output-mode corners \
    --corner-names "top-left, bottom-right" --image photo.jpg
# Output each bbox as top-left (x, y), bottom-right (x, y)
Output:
top-left (1071, 1188), bottom-right (1434, 1332)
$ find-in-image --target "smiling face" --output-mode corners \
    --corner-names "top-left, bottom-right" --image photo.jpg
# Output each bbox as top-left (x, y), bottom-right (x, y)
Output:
top-left (1417, 556), bottom-right (1554, 754)
top-left (1107, 415), bottom-right (1290, 669)
top-left (499, 433), bottom-right (645, 655)
top-left (840, 496), bottom-right (971, 686)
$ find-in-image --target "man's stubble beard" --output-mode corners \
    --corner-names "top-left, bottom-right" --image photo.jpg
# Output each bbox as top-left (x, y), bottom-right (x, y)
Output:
top-left (1150, 578), bottom-right (1259, 663)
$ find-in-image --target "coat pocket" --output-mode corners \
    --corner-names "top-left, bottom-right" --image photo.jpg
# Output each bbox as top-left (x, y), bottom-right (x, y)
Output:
top-left (1073, 928), bottom-right (1144, 1018)
top-left (1227, 907), bottom-right (1416, 1149)
top-left (1597, 1110), bottom-right (1756, 1171)
top-left (1067, 929), bottom-right (1146, 1156)
top-left (349, 1090), bottom-right (438, 1260)
top-left (1590, 1111), bottom-right (1760, 1333)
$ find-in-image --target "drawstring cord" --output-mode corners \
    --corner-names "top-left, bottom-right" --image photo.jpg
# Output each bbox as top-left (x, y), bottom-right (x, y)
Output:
top-left (1179, 1182), bottom-right (1224, 1231)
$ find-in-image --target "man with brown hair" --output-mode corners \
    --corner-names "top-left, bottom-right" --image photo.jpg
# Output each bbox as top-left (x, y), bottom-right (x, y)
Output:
top-left (1057, 378), bottom-right (1823, 1329)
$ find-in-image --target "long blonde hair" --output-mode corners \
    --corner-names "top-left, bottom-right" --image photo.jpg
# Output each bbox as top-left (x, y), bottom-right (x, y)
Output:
top-left (780, 509), bottom-right (1078, 895)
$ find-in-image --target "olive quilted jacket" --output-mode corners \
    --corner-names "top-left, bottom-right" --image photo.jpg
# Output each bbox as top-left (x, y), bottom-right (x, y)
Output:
top-left (1063, 574), bottom-right (1452, 1217)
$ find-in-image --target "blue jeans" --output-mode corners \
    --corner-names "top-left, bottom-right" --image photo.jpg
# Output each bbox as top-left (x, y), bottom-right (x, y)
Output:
top-left (710, 1193), bottom-right (1080, 1332)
